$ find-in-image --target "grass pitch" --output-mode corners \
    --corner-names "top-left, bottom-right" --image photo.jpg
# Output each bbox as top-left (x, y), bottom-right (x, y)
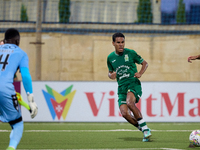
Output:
top-left (0, 122), bottom-right (200, 150)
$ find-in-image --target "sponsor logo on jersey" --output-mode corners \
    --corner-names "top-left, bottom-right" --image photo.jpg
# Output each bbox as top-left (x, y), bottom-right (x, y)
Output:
top-left (125, 54), bottom-right (129, 62)
top-left (112, 59), bottom-right (116, 63)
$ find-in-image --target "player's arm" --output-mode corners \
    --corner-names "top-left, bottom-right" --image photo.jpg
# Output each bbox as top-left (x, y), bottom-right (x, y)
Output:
top-left (188, 55), bottom-right (200, 63)
top-left (107, 56), bottom-right (116, 80)
top-left (108, 71), bottom-right (116, 80)
top-left (19, 54), bottom-right (33, 94)
top-left (20, 67), bottom-right (33, 94)
top-left (20, 67), bottom-right (38, 118)
top-left (134, 60), bottom-right (148, 78)
top-left (20, 53), bottom-right (38, 118)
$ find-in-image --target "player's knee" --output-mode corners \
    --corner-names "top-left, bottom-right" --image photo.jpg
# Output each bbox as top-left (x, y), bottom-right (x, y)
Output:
top-left (9, 116), bottom-right (22, 127)
top-left (126, 100), bottom-right (136, 108)
top-left (120, 110), bottom-right (129, 119)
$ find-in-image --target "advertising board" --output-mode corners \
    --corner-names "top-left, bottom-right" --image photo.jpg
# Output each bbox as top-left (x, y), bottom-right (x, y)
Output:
top-left (20, 81), bottom-right (200, 122)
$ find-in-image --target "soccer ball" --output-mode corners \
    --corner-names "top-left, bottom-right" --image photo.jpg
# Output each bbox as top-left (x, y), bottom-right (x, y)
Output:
top-left (189, 130), bottom-right (200, 147)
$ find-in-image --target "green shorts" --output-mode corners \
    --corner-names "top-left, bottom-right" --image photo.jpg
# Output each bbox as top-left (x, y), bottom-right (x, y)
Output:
top-left (118, 79), bottom-right (142, 107)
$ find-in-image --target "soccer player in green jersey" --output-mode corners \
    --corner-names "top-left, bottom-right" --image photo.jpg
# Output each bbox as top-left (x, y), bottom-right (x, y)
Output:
top-left (107, 32), bottom-right (152, 142)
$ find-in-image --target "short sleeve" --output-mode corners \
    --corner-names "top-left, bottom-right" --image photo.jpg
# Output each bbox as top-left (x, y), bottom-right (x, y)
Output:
top-left (132, 51), bottom-right (144, 64)
top-left (107, 56), bottom-right (114, 72)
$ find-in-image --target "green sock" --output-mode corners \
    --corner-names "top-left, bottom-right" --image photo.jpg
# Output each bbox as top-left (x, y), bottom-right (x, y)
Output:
top-left (137, 118), bottom-right (148, 132)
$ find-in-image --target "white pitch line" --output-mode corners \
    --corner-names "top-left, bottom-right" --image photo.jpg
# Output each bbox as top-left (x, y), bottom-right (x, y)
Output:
top-left (0, 129), bottom-right (193, 132)
top-left (159, 123), bottom-right (200, 126)
top-left (12, 148), bottom-right (183, 150)
top-left (12, 148), bottom-right (185, 150)
top-left (22, 123), bottom-right (200, 126)
top-left (24, 123), bottom-right (120, 126)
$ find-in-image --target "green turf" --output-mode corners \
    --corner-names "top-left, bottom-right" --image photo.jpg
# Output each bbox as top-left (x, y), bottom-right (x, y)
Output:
top-left (0, 122), bottom-right (200, 149)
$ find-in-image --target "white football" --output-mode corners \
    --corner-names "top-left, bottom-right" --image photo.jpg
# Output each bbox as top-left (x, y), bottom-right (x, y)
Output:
top-left (189, 130), bottom-right (200, 147)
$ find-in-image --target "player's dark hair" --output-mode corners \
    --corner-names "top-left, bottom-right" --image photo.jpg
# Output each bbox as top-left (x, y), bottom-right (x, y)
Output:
top-left (4, 28), bottom-right (20, 46)
top-left (112, 32), bottom-right (125, 42)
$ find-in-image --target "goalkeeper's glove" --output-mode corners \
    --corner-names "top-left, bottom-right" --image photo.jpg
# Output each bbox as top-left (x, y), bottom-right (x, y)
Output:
top-left (27, 93), bottom-right (38, 119)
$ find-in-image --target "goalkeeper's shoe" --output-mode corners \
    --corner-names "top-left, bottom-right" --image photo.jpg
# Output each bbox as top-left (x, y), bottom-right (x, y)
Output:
top-left (142, 128), bottom-right (152, 142)
top-left (6, 147), bottom-right (15, 150)
top-left (27, 93), bottom-right (38, 119)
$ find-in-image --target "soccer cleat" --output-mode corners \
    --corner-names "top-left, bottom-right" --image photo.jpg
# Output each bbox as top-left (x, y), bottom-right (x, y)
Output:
top-left (142, 128), bottom-right (152, 142)
top-left (6, 147), bottom-right (15, 150)
top-left (143, 137), bottom-right (150, 142)
top-left (143, 128), bottom-right (152, 138)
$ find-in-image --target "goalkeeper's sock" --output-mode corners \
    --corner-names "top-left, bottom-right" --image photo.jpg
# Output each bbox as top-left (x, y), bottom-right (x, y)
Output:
top-left (16, 92), bottom-right (30, 111)
top-left (137, 118), bottom-right (148, 132)
top-left (9, 121), bottom-right (24, 149)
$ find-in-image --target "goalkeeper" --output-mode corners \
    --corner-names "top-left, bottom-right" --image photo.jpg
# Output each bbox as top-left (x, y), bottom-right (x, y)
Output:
top-left (1, 40), bottom-right (35, 118)
top-left (0, 28), bottom-right (38, 150)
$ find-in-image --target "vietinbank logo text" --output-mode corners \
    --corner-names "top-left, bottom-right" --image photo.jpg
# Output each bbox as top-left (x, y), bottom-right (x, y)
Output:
top-left (42, 84), bottom-right (76, 120)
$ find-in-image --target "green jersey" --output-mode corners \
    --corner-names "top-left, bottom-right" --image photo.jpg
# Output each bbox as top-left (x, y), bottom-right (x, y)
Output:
top-left (107, 48), bottom-right (144, 86)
